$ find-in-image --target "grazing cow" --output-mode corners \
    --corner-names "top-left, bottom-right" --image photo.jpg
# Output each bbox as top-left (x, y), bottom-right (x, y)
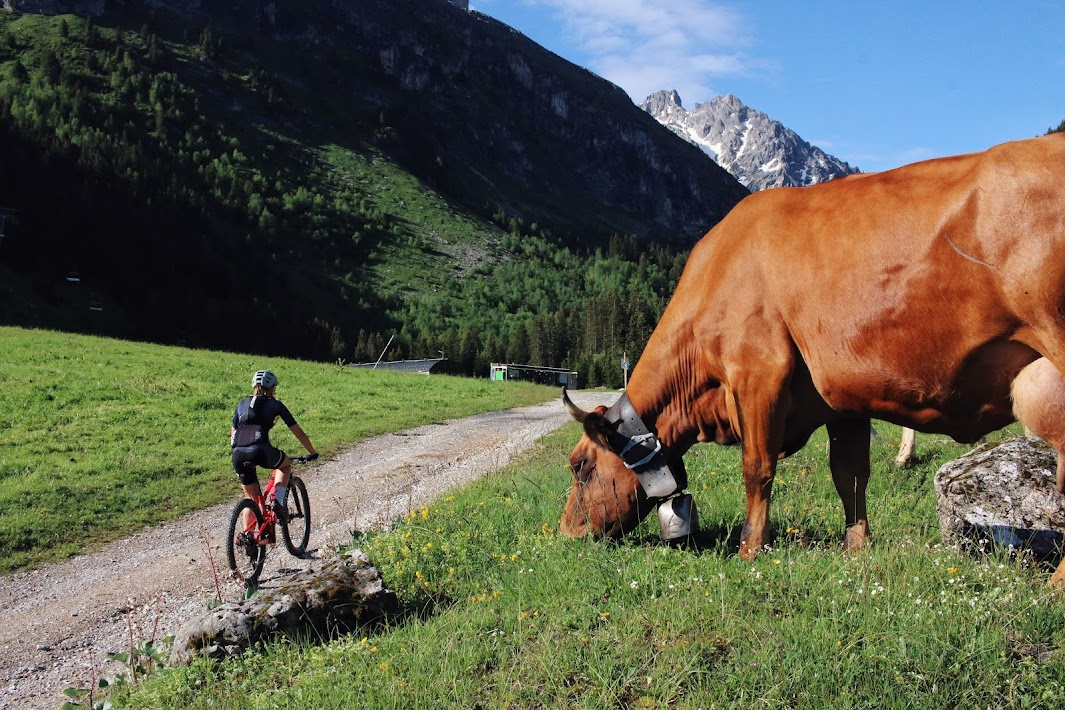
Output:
top-left (561, 134), bottom-right (1065, 570)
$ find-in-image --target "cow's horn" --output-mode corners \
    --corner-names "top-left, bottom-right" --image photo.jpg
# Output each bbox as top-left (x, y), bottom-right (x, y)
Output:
top-left (562, 387), bottom-right (588, 423)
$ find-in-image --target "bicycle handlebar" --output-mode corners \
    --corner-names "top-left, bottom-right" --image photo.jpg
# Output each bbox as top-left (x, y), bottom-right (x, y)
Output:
top-left (292, 453), bottom-right (319, 464)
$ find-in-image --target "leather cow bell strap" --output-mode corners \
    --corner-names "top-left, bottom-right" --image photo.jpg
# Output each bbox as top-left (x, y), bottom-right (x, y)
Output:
top-left (606, 392), bottom-right (680, 500)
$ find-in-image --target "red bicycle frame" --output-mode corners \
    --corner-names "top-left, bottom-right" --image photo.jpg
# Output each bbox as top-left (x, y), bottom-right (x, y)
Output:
top-left (243, 471), bottom-right (284, 543)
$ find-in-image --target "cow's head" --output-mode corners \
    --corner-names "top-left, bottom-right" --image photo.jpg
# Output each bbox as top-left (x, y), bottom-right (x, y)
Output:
top-left (559, 390), bottom-right (683, 538)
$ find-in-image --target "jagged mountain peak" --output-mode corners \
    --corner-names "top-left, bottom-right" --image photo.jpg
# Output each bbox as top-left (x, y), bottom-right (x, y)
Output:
top-left (641, 90), bottom-right (859, 191)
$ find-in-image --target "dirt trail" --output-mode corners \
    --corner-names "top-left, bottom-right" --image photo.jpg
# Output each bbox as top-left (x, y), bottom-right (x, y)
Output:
top-left (0, 390), bottom-right (616, 709)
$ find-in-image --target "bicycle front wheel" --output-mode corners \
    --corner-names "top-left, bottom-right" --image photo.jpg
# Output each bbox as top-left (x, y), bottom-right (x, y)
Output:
top-left (281, 476), bottom-right (311, 557)
top-left (226, 499), bottom-right (266, 585)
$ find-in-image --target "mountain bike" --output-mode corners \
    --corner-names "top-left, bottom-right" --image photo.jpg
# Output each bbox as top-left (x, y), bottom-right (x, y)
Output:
top-left (225, 455), bottom-right (314, 586)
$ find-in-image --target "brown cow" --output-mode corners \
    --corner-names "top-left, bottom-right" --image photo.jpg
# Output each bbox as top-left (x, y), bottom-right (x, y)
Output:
top-left (561, 134), bottom-right (1065, 573)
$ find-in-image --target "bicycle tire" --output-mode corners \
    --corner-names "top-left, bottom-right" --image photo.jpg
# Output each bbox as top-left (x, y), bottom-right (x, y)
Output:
top-left (226, 498), bottom-right (266, 585)
top-left (281, 476), bottom-right (311, 557)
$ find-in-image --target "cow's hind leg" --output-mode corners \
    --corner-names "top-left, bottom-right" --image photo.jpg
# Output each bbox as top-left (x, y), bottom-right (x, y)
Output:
top-left (1010, 357), bottom-right (1065, 493)
top-left (827, 418), bottom-right (872, 552)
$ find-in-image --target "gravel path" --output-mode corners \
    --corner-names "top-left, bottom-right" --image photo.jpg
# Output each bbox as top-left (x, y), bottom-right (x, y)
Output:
top-left (0, 390), bottom-right (616, 709)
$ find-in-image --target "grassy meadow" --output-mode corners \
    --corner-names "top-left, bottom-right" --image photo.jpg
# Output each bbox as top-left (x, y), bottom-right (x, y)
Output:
top-left (116, 403), bottom-right (1065, 707)
top-left (0, 326), bottom-right (555, 572)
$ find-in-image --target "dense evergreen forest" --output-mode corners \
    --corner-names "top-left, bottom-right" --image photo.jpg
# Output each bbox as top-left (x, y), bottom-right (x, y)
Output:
top-left (0, 10), bottom-right (693, 387)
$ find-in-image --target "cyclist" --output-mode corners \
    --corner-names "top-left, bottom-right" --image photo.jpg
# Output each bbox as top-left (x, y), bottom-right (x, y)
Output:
top-left (230, 369), bottom-right (318, 524)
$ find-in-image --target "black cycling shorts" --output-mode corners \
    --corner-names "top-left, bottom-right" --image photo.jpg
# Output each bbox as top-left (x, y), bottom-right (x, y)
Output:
top-left (231, 444), bottom-right (286, 486)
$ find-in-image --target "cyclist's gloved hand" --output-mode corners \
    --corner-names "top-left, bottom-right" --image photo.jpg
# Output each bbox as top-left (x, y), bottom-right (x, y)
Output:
top-left (307, 452), bottom-right (319, 461)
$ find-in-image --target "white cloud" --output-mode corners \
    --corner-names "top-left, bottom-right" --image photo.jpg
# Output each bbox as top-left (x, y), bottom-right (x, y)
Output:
top-left (525, 0), bottom-right (759, 104)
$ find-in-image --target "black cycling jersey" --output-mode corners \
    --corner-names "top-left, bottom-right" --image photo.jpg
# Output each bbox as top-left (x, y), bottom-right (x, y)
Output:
top-left (231, 395), bottom-right (296, 448)
top-left (231, 395), bottom-right (298, 485)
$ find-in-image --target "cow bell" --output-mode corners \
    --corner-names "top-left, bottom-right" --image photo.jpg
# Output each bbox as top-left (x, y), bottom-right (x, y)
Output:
top-left (658, 493), bottom-right (699, 540)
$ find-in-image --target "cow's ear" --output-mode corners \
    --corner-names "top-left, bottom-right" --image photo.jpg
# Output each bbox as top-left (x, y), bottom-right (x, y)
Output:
top-left (582, 409), bottom-right (620, 451)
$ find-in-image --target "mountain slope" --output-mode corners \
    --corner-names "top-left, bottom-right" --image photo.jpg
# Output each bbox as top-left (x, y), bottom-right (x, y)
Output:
top-left (642, 90), bottom-right (859, 191)
top-left (0, 0), bottom-right (748, 380)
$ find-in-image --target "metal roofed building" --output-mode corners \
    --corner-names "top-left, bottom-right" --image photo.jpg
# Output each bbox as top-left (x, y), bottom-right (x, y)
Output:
top-left (349, 358), bottom-right (447, 374)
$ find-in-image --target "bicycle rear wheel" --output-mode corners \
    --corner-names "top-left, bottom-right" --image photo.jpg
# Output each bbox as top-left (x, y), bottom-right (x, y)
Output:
top-left (226, 499), bottom-right (266, 585)
top-left (281, 476), bottom-right (311, 557)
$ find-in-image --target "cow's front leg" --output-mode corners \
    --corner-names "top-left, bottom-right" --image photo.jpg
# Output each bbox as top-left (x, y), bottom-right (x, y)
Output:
top-left (739, 444), bottom-right (780, 560)
top-left (827, 418), bottom-right (872, 552)
top-left (736, 382), bottom-right (790, 561)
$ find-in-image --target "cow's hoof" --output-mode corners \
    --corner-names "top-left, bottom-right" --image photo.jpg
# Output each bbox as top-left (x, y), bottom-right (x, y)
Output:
top-left (842, 522), bottom-right (870, 553)
top-left (739, 520), bottom-right (772, 560)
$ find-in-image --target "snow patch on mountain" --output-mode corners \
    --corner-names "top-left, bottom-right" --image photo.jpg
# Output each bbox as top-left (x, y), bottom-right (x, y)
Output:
top-left (641, 90), bottom-right (860, 191)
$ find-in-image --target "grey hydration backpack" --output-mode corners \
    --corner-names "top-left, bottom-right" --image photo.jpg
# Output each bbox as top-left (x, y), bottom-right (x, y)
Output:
top-left (230, 396), bottom-right (263, 448)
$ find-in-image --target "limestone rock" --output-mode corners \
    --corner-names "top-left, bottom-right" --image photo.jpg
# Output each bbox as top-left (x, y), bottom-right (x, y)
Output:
top-left (170, 549), bottom-right (398, 665)
top-left (934, 437), bottom-right (1065, 561)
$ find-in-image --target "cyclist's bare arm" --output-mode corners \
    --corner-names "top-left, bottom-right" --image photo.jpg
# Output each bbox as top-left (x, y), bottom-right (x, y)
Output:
top-left (288, 423), bottom-right (317, 458)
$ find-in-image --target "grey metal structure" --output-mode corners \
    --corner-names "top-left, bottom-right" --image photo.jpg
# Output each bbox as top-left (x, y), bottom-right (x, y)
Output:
top-left (349, 358), bottom-right (447, 374)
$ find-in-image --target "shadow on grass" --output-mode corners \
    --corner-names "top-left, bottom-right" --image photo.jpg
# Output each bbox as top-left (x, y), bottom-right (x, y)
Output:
top-left (628, 520), bottom-right (853, 558)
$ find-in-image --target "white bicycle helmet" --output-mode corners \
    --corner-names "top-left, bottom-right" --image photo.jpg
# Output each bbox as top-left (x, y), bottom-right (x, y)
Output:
top-left (252, 369), bottom-right (278, 389)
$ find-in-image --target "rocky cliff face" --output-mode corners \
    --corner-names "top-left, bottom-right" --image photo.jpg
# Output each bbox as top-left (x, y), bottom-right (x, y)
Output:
top-left (8, 0), bottom-right (749, 245)
top-left (259, 0), bottom-right (749, 243)
top-left (642, 90), bottom-right (859, 191)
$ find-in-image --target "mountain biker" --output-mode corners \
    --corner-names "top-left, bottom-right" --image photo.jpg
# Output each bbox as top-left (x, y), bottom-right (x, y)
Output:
top-left (230, 369), bottom-right (318, 524)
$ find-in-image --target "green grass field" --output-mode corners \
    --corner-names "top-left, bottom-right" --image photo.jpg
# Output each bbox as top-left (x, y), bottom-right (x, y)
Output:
top-left (8, 325), bottom-right (1064, 707)
top-left (0, 326), bottom-right (554, 572)
top-left (117, 399), bottom-right (1065, 708)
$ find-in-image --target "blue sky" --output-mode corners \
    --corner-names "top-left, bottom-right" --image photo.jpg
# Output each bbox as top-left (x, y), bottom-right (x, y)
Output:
top-left (472, 0), bottom-right (1065, 173)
